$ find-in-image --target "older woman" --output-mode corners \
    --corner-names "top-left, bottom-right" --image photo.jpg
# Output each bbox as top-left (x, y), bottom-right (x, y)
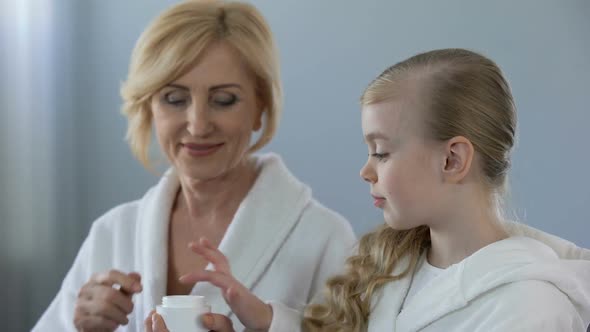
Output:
top-left (32, 1), bottom-right (355, 331)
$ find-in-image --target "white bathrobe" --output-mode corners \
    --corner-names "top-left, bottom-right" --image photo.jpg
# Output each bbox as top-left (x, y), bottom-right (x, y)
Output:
top-left (370, 237), bottom-right (590, 331)
top-left (32, 153), bottom-right (356, 331)
top-left (270, 229), bottom-right (590, 331)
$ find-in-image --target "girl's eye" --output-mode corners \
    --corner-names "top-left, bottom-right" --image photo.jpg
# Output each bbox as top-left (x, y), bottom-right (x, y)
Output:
top-left (210, 92), bottom-right (238, 108)
top-left (370, 152), bottom-right (389, 161)
top-left (163, 91), bottom-right (189, 107)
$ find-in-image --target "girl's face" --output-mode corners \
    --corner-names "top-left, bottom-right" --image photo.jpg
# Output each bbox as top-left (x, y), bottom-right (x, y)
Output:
top-left (360, 97), bottom-right (447, 230)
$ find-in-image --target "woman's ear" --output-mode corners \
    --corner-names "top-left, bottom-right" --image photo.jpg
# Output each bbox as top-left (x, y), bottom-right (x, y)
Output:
top-left (253, 108), bottom-right (263, 131)
top-left (253, 94), bottom-right (265, 131)
top-left (441, 136), bottom-right (474, 183)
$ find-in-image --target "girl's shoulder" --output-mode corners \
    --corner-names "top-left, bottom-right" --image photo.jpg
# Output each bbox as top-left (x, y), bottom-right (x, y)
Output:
top-left (473, 279), bottom-right (584, 330)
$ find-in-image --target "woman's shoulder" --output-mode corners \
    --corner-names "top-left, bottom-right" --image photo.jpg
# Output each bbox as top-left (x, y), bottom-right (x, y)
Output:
top-left (255, 153), bottom-right (356, 240)
top-left (302, 200), bottom-right (352, 232)
top-left (91, 170), bottom-right (176, 233)
top-left (295, 200), bottom-right (357, 248)
top-left (298, 199), bottom-right (356, 239)
top-left (89, 199), bottom-right (143, 235)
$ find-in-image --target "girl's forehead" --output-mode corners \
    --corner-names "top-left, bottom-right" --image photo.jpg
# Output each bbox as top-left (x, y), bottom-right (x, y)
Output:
top-left (362, 99), bottom-right (410, 125)
top-left (361, 98), bottom-right (424, 141)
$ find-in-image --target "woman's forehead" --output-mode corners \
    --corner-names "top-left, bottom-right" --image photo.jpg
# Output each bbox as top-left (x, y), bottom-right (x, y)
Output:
top-left (172, 42), bottom-right (255, 88)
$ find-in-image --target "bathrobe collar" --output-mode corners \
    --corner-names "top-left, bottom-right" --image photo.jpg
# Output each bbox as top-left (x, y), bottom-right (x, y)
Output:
top-left (134, 153), bottom-right (312, 323)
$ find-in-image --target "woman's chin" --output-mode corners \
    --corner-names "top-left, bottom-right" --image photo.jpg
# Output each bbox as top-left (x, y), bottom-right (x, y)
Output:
top-left (176, 163), bottom-right (225, 182)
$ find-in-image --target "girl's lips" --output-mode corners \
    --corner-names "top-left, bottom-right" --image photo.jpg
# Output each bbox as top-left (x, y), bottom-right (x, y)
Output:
top-left (182, 142), bottom-right (224, 157)
top-left (372, 195), bottom-right (385, 208)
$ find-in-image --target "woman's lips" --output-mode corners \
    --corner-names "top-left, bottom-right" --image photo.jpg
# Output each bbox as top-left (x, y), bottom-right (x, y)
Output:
top-left (182, 142), bottom-right (224, 157)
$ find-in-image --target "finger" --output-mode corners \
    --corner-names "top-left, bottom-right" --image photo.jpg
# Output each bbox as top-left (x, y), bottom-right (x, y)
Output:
top-left (226, 285), bottom-right (239, 304)
top-left (152, 313), bottom-right (169, 332)
top-left (78, 281), bottom-right (135, 313)
top-left (201, 313), bottom-right (234, 332)
top-left (178, 270), bottom-right (234, 289)
top-left (128, 271), bottom-right (142, 283)
top-left (76, 314), bottom-right (119, 331)
top-left (224, 286), bottom-right (272, 330)
top-left (199, 237), bottom-right (214, 249)
top-left (194, 238), bottom-right (230, 264)
top-left (188, 239), bottom-right (231, 274)
top-left (100, 286), bottom-right (135, 314)
top-left (121, 272), bottom-right (142, 296)
top-left (92, 269), bottom-right (143, 294)
top-left (144, 310), bottom-right (156, 332)
top-left (81, 284), bottom-right (134, 315)
top-left (223, 284), bottom-right (255, 308)
top-left (84, 298), bottom-right (129, 326)
top-left (77, 282), bottom-right (95, 301)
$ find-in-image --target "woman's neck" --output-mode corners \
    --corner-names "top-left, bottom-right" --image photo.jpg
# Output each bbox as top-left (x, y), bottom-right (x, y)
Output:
top-left (175, 157), bottom-right (259, 223)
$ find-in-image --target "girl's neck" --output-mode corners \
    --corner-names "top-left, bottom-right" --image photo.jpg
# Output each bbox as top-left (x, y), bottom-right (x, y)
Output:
top-left (426, 195), bottom-right (508, 269)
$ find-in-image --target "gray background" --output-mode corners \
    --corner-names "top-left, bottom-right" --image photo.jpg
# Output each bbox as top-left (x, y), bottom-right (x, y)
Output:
top-left (1, 0), bottom-right (589, 330)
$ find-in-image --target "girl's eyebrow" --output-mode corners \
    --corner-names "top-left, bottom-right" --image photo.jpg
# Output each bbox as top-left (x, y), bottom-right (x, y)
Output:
top-left (364, 132), bottom-right (389, 141)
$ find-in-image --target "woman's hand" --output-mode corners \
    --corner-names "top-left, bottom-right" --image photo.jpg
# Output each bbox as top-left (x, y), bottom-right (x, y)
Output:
top-left (179, 238), bottom-right (273, 331)
top-left (145, 310), bottom-right (235, 332)
top-left (144, 310), bottom-right (169, 332)
top-left (74, 270), bottom-right (142, 331)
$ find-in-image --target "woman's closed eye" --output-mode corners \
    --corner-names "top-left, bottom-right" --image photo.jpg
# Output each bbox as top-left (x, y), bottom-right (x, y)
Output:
top-left (210, 91), bottom-right (239, 108)
top-left (163, 90), bottom-right (190, 107)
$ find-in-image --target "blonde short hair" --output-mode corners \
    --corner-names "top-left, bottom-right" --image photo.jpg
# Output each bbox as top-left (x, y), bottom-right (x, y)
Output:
top-left (120, 0), bottom-right (282, 168)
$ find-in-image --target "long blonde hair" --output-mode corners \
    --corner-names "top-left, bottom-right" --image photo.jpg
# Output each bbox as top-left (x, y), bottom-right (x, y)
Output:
top-left (120, 0), bottom-right (282, 168)
top-left (304, 48), bottom-right (516, 331)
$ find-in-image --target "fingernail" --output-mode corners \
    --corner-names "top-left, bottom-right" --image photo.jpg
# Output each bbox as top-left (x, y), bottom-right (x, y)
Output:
top-left (201, 314), bottom-right (213, 327)
top-left (132, 282), bottom-right (142, 292)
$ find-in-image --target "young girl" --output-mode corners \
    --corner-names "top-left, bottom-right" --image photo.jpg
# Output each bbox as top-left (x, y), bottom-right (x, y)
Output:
top-left (148, 48), bottom-right (590, 331)
top-left (297, 48), bottom-right (590, 331)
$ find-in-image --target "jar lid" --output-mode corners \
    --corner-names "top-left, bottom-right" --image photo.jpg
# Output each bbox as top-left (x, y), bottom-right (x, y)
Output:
top-left (162, 295), bottom-right (207, 308)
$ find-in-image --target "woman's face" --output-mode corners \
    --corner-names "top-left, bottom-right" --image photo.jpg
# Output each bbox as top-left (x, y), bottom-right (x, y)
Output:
top-left (151, 42), bottom-right (263, 181)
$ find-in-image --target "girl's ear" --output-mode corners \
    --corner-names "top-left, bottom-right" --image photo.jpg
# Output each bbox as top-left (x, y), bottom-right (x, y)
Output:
top-left (441, 136), bottom-right (474, 183)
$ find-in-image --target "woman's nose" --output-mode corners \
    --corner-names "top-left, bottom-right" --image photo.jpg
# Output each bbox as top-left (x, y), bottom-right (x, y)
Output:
top-left (186, 103), bottom-right (213, 136)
